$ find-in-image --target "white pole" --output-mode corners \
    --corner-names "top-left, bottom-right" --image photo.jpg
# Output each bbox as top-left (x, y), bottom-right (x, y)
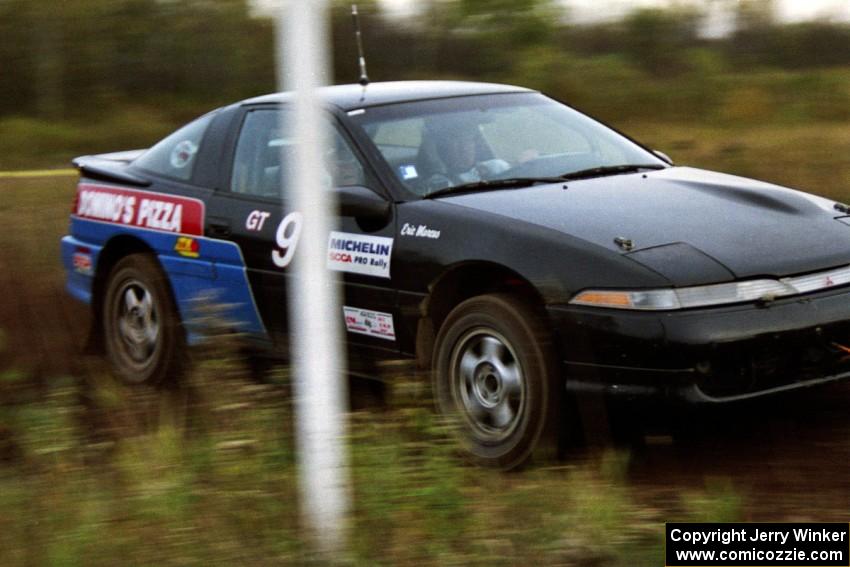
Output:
top-left (276, 0), bottom-right (349, 557)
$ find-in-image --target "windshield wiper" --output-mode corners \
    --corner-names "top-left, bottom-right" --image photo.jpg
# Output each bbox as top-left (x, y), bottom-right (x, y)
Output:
top-left (422, 165), bottom-right (667, 198)
top-left (558, 164), bottom-right (667, 181)
top-left (423, 177), bottom-right (565, 199)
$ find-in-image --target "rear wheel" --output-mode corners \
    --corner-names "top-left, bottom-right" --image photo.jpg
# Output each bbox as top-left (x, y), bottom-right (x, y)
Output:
top-left (433, 294), bottom-right (557, 469)
top-left (103, 254), bottom-right (185, 385)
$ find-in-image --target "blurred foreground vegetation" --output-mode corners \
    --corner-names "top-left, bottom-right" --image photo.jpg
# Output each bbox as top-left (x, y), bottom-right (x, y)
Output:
top-left (0, 176), bottom-right (741, 565)
top-left (0, 337), bottom-right (746, 566)
top-left (3, 175), bottom-right (849, 565)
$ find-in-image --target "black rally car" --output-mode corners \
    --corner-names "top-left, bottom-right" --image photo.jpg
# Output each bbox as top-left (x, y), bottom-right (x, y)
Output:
top-left (62, 81), bottom-right (850, 468)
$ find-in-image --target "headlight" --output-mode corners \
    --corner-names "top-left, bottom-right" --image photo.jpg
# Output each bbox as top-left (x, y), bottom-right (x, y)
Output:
top-left (568, 289), bottom-right (681, 310)
top-left (570, 265), bottom-right (850, 311)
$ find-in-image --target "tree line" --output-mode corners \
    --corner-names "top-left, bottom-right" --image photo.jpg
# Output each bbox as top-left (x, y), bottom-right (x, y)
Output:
top-left (1, 0), bottom-right (849, 123)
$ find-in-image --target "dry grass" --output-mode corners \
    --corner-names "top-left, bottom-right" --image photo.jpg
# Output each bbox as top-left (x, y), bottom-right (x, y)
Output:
top-left (623, 122), bottom-right (850, 202)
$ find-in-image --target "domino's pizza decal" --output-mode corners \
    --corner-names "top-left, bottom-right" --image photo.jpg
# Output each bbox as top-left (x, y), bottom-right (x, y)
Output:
top-left (74, 183), bottom-right (204, 235)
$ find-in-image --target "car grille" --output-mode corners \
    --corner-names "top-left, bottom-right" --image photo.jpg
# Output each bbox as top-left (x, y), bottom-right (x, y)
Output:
top-left (696, 332), bottom-right (850, 398)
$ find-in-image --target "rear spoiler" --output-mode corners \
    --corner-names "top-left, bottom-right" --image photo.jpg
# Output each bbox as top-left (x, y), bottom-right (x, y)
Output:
top-left (72, 149), bottom-right (151, 187)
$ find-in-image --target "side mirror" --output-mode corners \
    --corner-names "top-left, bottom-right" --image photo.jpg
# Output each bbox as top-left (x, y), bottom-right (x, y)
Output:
top-left (336, 185), bottom-right (391, 221)
top-left (653, 150), bottom-right (674, 165)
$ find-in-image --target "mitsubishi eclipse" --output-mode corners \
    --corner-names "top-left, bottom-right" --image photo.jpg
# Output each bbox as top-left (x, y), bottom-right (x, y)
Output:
top-left (62, 81), bottom-right (850, 468)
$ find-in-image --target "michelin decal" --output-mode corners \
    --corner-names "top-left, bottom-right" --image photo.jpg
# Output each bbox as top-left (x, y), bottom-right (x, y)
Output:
top-left (343, 306), bottom-right (396, 341)
top-left (327, 232), bottom-right (393, 278)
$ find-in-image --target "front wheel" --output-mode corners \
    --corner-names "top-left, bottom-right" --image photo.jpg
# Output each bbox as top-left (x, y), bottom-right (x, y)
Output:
top-left (103, 254), bottom-right (185, 385)
top-left (432, 294), bottom-right (557, 469)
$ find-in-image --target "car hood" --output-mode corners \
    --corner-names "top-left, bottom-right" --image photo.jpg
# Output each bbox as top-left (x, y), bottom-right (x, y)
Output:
top-left (441, 167), bottom-right (850, 284)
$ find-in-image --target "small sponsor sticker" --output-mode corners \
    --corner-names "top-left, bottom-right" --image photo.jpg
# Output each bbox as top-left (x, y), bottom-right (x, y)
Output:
top-left (72, 252), bottom-right (93, 275)
top-left (170, 140), bottom-right (198, 169)
top-left (174, 236), bottom-right (200, 258)
top-left (343, 307), bottom-right (395, 341)
top-left (327, 232), bottom-right (393, 278)
top-left (399, 165), bottom-right (418, 180)
top-left (400, 222), bottom-right (440, 239)
top-left (74, 184), bottom-right (204, 235)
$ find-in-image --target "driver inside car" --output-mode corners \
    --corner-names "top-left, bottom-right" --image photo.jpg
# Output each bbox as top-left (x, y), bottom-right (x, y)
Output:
top-left (429, 123), bottom-right (510, 186)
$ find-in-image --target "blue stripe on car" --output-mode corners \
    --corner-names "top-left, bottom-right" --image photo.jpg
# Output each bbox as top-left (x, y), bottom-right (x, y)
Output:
top-left (61, 216), bottom-right (267, 344)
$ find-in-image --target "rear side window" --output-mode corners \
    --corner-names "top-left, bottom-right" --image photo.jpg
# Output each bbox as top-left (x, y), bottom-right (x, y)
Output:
top-left (230, 108), bottom-right (366, 199)
top-left (230, 109), bottom-right (295, 198)
top-left (134, 113), bottom-right (214, 181)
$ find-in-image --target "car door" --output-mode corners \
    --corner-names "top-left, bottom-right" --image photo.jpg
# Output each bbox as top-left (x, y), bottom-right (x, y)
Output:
top-left (205, 105), bottom-right (401, 356)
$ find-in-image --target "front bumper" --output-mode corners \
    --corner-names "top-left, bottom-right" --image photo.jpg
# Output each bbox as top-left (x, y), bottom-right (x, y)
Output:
top-left (547, 284), bottom-right (850, 403)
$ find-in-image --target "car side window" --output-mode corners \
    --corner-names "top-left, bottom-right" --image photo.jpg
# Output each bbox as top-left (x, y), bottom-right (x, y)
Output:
top-left (134, 112), bottom-right (215, 181)
top-left (230, 108), bottom-right (366, 199)
top-left (363, 118), bottom-right (425, 183)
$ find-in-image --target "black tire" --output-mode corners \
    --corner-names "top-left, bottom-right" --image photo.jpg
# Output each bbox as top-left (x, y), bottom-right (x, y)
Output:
top-left (432, 293), bottom-right (557, 469)
top-left (102, 254), bottom-right (185, 385)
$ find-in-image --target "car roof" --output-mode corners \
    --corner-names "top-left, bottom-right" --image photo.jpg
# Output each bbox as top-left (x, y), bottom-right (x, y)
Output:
top-left (241, 80), bottom-right (534, 111)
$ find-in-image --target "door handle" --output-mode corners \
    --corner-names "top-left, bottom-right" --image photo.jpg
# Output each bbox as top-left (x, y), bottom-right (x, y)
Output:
top-left (208, 221), bottom-right (232, 238)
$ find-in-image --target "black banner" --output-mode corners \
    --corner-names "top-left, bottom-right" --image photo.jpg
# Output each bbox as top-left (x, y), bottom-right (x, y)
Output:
top-left (666, 523), bottom-right (849, 566)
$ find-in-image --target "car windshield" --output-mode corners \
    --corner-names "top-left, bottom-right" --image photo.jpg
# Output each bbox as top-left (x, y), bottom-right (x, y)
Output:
top-left (349, 92), bottom-right (666, 197)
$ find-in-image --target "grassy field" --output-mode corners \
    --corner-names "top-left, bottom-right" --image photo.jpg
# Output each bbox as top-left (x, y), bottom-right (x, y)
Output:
top-left (621, 122), bottom-right (850, 203)
top-left (0, 175), bottom-right (678, 565)
top-left (2, 124), bottom-right (850, 564)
